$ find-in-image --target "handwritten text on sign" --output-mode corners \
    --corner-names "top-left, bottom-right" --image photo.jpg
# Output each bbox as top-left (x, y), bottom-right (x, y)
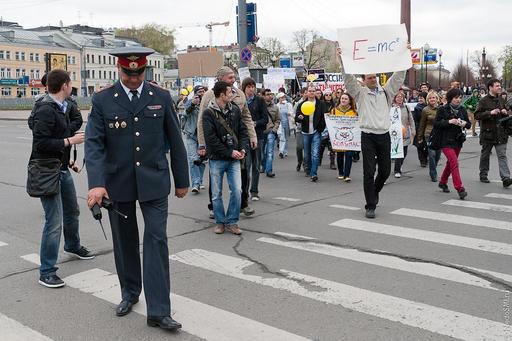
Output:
top-left (325, 114), bottom-right (361, 151)
top-left (338, 24), bottom-right (412, 74)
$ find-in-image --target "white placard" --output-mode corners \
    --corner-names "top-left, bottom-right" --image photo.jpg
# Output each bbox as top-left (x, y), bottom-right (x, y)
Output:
top-left (389, 107), bottom-right (404, 159)
top-left (238, 67), bottom-right (250, 81)
top-left (263, 74), bottom-right (285, 93)
top-left (338, 24), bottom-right (412, 74)
top-left (406, 103), bottom-right (417, 112)
top-left (325, 114), bottom-right (361, 151)
top-left (267, 67), bottom-right (296, 80)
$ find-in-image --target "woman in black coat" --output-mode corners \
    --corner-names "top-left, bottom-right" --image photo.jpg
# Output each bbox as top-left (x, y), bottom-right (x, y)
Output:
top-left (434, 88), bottom-right (471, 199)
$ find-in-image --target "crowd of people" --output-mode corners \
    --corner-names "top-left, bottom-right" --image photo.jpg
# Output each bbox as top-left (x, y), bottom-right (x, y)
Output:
top-left (176, 63), bottom-right (512, 221)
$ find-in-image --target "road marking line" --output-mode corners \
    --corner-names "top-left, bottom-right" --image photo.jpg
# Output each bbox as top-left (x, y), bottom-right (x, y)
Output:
top-left (0, 241), bottom-right (7, 247)
top-left (273, 197), bottom-right (301, 202)
top-left (329, 204), bottom-right (360, 211)
top-left (20, 253), bottom-right (41, 265)
top-left (171, 249), bottom-right (512, 341)
top-left (0, 312), bottom-right (54, 341)
top-left (274, 232), bottom-right (316, 240)
top-left (65, 268), bottom-right (309, 341)
top-left (329, 219), bottom-right (512, 256)
top-left (390, 208), bottom-right (512, 231)
top-left (257, 237), bottom-right (507, 292)
top-left (443, 199), bottom-right (512, 213)
top-left (15, 137), bottom-right (32, 140)
top-left (485, 193), bottom-right (512, 200)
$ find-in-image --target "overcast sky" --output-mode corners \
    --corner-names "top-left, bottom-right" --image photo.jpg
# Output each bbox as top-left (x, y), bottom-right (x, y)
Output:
top-left (2, 0), bottom-right (510, 72)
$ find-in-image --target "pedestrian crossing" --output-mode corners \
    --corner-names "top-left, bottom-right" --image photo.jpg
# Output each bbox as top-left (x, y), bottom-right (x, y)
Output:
top-left (1, 190), bottom-right (512, 340)
top-left (0, 312), bottom-right (54, 341)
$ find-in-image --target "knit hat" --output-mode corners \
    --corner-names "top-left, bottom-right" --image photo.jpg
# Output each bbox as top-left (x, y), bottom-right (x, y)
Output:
top-left (193, 85), bottom-right (205, 94)
top-left (216, 66), bottom-right (235, 80)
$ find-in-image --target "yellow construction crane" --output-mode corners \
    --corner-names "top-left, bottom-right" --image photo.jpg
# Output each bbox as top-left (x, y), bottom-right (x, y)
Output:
top-left (173, 21), bottom-right (230, 51)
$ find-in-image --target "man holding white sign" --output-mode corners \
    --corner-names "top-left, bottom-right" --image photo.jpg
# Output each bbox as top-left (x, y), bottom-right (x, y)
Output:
top-left (337, 24), bottom-right (411, 219)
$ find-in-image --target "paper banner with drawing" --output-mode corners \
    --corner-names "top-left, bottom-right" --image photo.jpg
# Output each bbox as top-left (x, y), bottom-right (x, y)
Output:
top-left (389, 106), bottom-right (404, 159)
top-left (324, 114), bottom-right (361, 151)
top-left (263, 74), bottom-right (285, 93)
top-left (337, 24), bottom-right (412, 74)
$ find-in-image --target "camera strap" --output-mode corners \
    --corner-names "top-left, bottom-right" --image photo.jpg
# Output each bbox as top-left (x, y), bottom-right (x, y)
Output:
top-left (207, 108), bottom-right (239, 146)
top-left (69, 144), bottom-right (85, 173)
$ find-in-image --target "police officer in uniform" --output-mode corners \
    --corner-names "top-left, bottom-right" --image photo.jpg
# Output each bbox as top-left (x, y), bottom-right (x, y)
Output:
top-left (85, 47), bottom-right (189, 331)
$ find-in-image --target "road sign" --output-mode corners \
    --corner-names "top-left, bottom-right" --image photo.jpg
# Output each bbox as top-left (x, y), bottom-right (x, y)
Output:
top-left (240, 47), bottom-right (252, 62)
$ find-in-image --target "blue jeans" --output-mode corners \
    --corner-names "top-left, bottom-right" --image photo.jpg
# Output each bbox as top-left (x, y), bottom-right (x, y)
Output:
top-left (264, 132), bottom-right (277, 173)
top-left (303, 132), bottom-right (322, 177)
top-left (39, 170), bottom-right (80, 276)
top-left (185, 135), bottom-right (205, 187)
top-left (428, 147), bottom-right (441, 180)
top-left (279, 124), bottom-right (290, 155)
top-left (337, 151), bottom-right (354, 177)
top-left (209, 160), bottom-right (242, 227)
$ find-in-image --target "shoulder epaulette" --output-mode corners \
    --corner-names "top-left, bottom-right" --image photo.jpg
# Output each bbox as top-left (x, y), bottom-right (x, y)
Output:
top-left (96, 84), bottom-right (113, 93)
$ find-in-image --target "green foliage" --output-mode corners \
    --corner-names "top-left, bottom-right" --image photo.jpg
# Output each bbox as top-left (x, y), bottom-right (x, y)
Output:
top-left (115, 23), bottom-right (175, 55)
top-left (499, 45), bottom-right (512, 89)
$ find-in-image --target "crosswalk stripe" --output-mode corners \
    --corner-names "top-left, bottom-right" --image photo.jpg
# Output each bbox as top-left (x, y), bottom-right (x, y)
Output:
top-left (171, 249), bottom-right (512, 341)
top-left (390, 208), bottom-right (512, 231)
top-left (257, 237), bottom-right (507, 292)
top-left (329, 204), bottom-right (360, 211)
top-left (329, 219), bottom-right (512, 256)
top-left (273, 197), bottom-right (301, 202)
top-left (485, 193), bottom-right (512, 200)
top-left (443, 199), bottom-right (512, 213)
top-left (65, 269), bottom-right (310, 341)
top-left (21, 253), bottom-right (40, 265)
top-left (274, 232), bottom-right (316, 240)
top-left (0, 241), bottom-right (7, 247)
top-left (0, 312), bottom-right (54, 341)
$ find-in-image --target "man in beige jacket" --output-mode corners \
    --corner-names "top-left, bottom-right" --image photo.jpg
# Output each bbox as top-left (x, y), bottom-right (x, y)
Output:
top-left (197, 66), bottom-right (257, 217)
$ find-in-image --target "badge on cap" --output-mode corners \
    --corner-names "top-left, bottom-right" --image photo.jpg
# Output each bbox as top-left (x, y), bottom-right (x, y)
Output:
top-left (120, 121), bottom-right (127, 128)
top-left (115, 121), bottom-right (120, 129)
top-left (109, 123), bottom-right (114, 128)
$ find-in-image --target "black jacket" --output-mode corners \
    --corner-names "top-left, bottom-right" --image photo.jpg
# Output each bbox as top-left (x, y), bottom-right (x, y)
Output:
top-left (295, 100), bottom-right (327, 134)
top-left (28, 94), bottom-right (83, 170)
top-left (246, 95), bottom-right (268, 138)
top-left (474, 94), bottom-right (509, 145)
top-left (203, 100), bottom-right (249, 161)
top-left (412, 102), bottom-right (427, 133)
top-left (434, 104), bottom-right (471, 149)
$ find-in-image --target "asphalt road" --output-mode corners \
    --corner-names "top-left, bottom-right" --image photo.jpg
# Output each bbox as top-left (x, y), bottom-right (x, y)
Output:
top-left (0, 120), bottom-right (511, 341)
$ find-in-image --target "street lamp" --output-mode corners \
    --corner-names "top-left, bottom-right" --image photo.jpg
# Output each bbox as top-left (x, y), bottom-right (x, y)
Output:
top-left (423, 43), bottom-right (430, 85)
top-left (438, 49), bottom-right (443, 89)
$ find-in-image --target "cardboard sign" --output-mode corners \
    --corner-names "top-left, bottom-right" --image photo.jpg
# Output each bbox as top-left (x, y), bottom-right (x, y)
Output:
top-left (267, 67), bottom-right (296, 80)
top-left (338, 24), bottom-right (411, 74)
top-left (263, 74), bottom-right (285, 93)
top-left (325, 114), bottom-right (361, 151)
top-left (238, 67), bottom-right (250, 81)
top-left (389, 106), bottom-right (404, 159)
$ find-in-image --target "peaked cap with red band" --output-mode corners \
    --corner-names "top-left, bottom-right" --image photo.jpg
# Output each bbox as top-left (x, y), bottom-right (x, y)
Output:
top-left (109, 46), bottom-right (155, 76)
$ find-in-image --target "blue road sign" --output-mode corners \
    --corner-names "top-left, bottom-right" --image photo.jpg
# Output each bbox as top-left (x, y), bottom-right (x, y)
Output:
top-left (240, 47), bottom-right (252, 62)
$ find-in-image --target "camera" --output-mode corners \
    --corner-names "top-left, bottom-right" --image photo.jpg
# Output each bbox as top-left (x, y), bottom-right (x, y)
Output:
top-left (193, 155), bottom-right (208, 166)
top-left (499, 116), bottom-right (512, 135)
top-left (223, 133), bottom-right (235, 147)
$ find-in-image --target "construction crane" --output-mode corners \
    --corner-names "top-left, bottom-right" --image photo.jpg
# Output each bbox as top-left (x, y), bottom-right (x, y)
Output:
top-left (173, 21), bottom-right (230, 51)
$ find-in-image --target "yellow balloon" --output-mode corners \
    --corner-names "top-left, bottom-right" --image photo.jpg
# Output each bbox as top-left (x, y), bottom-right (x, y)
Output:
top-left (180, 89), bottom-right (189, 96)
top-left (186, 85), bottom-right (193, 92)
top-left (306, 74), bottom-right (317, 82)
top-left (301, 101), bottom-right (315, 116)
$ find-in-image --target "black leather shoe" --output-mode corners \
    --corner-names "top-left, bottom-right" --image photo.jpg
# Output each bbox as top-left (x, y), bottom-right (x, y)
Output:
top-left (480, 177), bottom-right (490, 183)
top-left (116, 298), bottom-right (138, 317)
top-left (147, 316), bottom-right (182, 331)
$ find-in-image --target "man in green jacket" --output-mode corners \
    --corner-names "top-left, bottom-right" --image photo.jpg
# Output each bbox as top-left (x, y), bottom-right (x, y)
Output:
top-left (463, 89), bottom-right (480, 136)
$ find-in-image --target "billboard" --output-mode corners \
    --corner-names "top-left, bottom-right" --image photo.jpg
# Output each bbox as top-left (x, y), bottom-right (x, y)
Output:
top-left (177, 51), bottom-right (224, 78)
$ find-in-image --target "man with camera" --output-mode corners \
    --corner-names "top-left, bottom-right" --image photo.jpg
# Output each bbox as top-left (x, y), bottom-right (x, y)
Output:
top-left (183, 85), bottom-right (207, 193)
top-left (202, 81), bottom-right (249, 235)
top-left (474, 79), bottom-right (512, 187)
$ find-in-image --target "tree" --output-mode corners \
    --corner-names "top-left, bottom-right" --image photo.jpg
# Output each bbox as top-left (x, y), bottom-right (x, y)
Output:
top-left (291, 29), bottom-right (336, 71)
top-left (115, 23), bottom-right (175, 55)
top-left (451, 58), bottom-right (476, 86)
top-left (499, 45), bottom-right (512, 90)
top-left (253, 37), bottom-right (286, 68)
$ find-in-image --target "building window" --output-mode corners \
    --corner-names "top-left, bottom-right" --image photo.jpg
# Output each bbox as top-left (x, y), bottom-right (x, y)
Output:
top-left (15, 68), bottom-right (21, 78)
top-left (158, 61), bottom-right (161, 68)
top-left (0, 68), bottom-right (5, 78)
top-left (98, 70), bottom-right (101, 79)
top-left (113, 71), bottom-right (116, 79)
top-left (103, 70), bottom-right (107, 79)
top-left (35, 53), bottom-right (39, 62)
top-left (31, 88), bottom-right (40, 96)
top-left (103, 55), bottom-right (106, 64)
top-left (21, 69), bottom-right (26, 76)
top-left (71, 72), bottom-right (76, 81)
top-left (5, 51), bottom-right (10, 60)
top-left (30, 69), bottom-right (34, 78)
top-left (108, 56), bottom-right (112, 65)
top-left (17, 87), bottom-right (26, 97)
top-left (92, 70), bottom-right (95, 78)
top-left (92, 55), bottom-right (95, 63)
top-left (72, 56), bottom-right (76, 64)
top-left (0, 51), bottom-right (5, 60)
top-left (6, 68), bottom-right (10, 78)
top-left (1, 88), bottom-right (12, 96)
top-left (30, 53), bottom-right (34, 61)
top-left (86, 54), bottom-right (90, 63)
top-left (15, 51), bottom-right (20, 60)
top-left (109, 71), bottom-right (112, 79)
top-left (21, 52), bottom-right (25, 61)
top-left (35, 70), bottom-right (40, 79)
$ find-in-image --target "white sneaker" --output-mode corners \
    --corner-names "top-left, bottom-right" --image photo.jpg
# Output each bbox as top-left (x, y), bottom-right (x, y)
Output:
top-left (191, 186), bottom-right (199, 194)
top-left (251, 195), bottom-right (260, 201)
top-left (209, 210), bottom-right (214, 219)
top-left (199, 185), bottom-right (205, 190)
top-left (394, 172), bottom-right (401, 178)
